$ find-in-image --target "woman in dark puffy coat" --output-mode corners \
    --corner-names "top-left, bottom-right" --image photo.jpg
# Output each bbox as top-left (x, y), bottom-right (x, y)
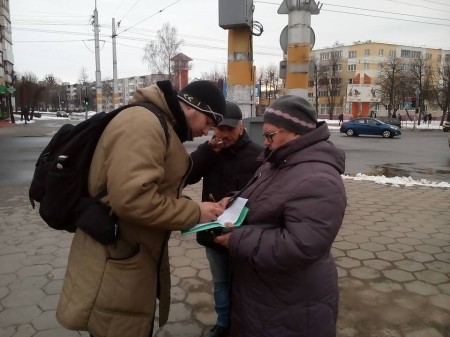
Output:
top-left (215, 95), bottom-right (347, 337)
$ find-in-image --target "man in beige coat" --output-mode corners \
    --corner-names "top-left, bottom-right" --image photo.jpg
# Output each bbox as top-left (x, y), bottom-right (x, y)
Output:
top-left (56, 80), bottom-right (226, 337)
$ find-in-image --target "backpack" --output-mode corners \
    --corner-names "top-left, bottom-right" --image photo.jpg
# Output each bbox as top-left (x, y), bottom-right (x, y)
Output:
top-left (29, 102), bottom-right (169, 243)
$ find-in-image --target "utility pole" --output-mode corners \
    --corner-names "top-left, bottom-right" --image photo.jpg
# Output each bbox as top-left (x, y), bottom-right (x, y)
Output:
top-left (94, 0), bottom-right (103, 112)
top-left (112, 18), bottom-right (119, 110)
top-left (278, 0), bottom-right (321, 98)
top-left (219, 0), bottom-right (255, 118)
top-left (227, 28), bottom-right (254, 118)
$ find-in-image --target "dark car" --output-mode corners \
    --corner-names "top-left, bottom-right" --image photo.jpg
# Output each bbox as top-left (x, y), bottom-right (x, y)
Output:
top-left (377, 116), bottom-right (401, 128)
top-left (56, 111), bottom-right (69, 118)
top-left (443, 121), bottom-right (450, 132)
top-left (340, 117), bottom-right (401, 138)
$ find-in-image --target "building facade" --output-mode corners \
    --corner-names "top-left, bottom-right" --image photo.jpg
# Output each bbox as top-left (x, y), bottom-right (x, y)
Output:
top-left (309, 41), bottom-right (450, 119)
top-left (0, 0), bottom-right (13, 119)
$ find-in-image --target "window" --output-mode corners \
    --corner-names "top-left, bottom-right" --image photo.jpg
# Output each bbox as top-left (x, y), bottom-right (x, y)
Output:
top-left (348, 64), bottom-right (356, 71)
top-left (308, 80), bottom-right (314, 87)
top-left (308, 92), bottom-right (314, 98)
top-left (411, 51), bottom-right (421, 59)
top-left (377, 63), bottom-right (382, 70)
top-left (425, 54), bottom-right (432, 60)
top-left (364, 62), bottom-right (369, 70)
top-left (401, 50), bottom-right (411, 58)
top-left (320, 52), bottom-right (329, 60)
top-left (331, 77), bottom-right (342, 84)
top-left (349, 51), bottom-right (357, 58)
top-left (445, 54), bottom-right (450, 62)
top-left (364, 49), bottom-right (370, 56)
top-left (332, 51), bottom-right (342, 59)
top-left (401, 63), bottom-right (409, 71)
top-left (389, 50), bottom-right (396, 58)
top-left (379, 49), bottom-right (384, 56)
top-left (348, 78), bottom-right (354, 84)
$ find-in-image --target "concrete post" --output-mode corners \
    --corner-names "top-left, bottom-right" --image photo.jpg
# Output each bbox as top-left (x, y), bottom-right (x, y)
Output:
top-left (227, 27), bottom-right (254, 118)
top-left (112, 18), bottom-right (119, 110)
top-left (94, 0), bottom-right (103, 113)
top-left (278, 0), bottom-right (321, 98)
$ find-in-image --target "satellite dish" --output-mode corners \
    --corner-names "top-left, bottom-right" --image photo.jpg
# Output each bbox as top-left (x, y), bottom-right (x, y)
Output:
top-left (279, 25), bottom-right (316, 54)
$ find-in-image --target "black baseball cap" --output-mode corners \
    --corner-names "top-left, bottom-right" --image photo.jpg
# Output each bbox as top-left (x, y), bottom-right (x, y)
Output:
top-left (218, 101), bottom-right (242, 128)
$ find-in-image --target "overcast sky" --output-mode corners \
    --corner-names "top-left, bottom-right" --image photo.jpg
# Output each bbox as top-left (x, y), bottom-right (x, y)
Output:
top-left (10, 0), bottom-right (450, 85)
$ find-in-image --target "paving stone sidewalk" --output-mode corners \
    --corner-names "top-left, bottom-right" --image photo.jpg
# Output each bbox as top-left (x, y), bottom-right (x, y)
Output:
top-left (0, 180), bottom-right (449, 337)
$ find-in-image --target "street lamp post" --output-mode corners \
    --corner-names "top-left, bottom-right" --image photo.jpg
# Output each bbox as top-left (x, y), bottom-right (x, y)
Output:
top-left (413, 88), bottom-right (420, 130)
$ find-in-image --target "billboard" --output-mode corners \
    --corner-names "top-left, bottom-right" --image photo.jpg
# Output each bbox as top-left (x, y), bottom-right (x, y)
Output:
top-left (346, 84), bottom-right (381, 103)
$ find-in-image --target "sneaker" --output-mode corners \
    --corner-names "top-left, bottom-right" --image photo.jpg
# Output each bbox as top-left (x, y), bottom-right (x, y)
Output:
top-left (204, 324), bottom-right (229, 337)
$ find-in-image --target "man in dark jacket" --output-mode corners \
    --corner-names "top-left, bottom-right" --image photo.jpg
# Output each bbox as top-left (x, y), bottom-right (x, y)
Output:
top-left (186, 101), bottom-right (264, 337)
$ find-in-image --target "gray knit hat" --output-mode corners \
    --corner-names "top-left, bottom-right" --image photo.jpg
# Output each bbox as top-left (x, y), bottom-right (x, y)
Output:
top-left (264, 95), bottom-right (317, 135)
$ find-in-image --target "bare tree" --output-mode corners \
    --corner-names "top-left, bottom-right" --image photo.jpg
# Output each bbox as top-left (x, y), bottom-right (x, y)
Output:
top-left (14, 72), bottom-right (45, 121)
top-left (199, 66), bottom-right (226, 82)
top-left (310, 58), bottom-right (320, 116)
top-left (142, 23), bottom-right (183, 80)
top-left (434, 59), bottom-right (450, 124)
top-left (102, 78), bottom-right (113, 112)
top-left (319, 50), bottom-right (342, 119)
top-left (265, 64), bottom-right (279, 105)
top-left (410, 57), bottom-right (434, 125)
top-left (377, 57), bottom-right (407, 117)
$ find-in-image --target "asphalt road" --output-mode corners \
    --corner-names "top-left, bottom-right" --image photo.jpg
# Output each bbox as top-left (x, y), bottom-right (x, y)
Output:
top-left (0, 119), bottom-right (449, 188)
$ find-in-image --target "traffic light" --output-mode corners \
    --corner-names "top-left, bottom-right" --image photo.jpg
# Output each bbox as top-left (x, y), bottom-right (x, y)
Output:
top-left (83, 97), bottom-right (89, 107)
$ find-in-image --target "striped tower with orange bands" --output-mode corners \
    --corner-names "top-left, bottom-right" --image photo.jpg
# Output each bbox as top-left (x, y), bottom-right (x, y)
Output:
top-left (227, 27), bottom-right (254, 118)
top-left (279, 0), bottom-right (321, 98)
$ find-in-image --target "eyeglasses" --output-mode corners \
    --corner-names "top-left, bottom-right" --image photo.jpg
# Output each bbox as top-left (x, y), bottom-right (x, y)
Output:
top-left (262, 130), bottom-right (283, 143)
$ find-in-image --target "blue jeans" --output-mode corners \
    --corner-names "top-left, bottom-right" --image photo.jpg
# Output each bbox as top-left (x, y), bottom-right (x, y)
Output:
top-left (205, 247), bottom-right (230, 328)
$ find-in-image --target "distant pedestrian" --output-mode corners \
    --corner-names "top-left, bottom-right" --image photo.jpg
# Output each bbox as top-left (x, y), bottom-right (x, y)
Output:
top-left (427, 113), bottom-right (432, 125)
top-left (423, 113), bottom-right (428, 124)
top-left (21, 106), bottom-right (30, 125)
top-left (338, 112), bottom-right (344, 126)
top-left (398, 113), bottom-right (402, 127)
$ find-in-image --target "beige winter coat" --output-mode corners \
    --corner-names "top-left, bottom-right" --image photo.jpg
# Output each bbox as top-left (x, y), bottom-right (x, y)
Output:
top-left (56, 85), bottom-right (200, 337)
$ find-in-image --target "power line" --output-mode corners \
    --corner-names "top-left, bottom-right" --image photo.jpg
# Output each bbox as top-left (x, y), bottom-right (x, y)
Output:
top-left (382, 0), bottom-right (450, 12)
top-left (323, 8), bottom-right (450, 26)
top-left (325, 3), bottom-right (450, 21)
top-left (117, 0), bottom-right (183, 35)
top-left (118, 0), bottom-right (143, 24)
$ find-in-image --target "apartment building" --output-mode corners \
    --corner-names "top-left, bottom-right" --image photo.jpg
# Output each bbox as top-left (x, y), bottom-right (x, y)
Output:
top-left (0, 0), bottom-right (13, 118)
top-left (61, 74), bottom-right (168, 112)
top-left (309, 41), bottom-right (450, 118)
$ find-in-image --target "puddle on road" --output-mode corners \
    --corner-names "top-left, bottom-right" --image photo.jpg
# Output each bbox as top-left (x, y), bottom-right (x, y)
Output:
top-left (361, 164), bottom-right (450, 182)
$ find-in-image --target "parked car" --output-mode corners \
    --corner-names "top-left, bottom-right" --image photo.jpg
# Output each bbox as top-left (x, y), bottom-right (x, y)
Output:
top-left (340, 117), bottom-right (401, 138)
top-left (56, 111), bottom-right (69, 118)
top-left (443, 121), bottom-right (450, 132)
top-left (377, 116), bottom-right (401, 128)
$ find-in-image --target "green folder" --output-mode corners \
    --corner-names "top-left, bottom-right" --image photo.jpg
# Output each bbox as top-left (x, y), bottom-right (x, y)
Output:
top-left (181, 206), bottom-right (249, 235)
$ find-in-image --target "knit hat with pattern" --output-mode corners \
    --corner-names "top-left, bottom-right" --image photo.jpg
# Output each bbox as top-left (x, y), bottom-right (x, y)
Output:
top-left (178, 80), bottom-right (226, 126)
top-left (264, 95), bottom-right (317, 135)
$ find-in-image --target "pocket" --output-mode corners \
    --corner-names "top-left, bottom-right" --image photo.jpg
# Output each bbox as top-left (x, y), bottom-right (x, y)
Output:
top-left (94, 245), bottom-right (156, 315)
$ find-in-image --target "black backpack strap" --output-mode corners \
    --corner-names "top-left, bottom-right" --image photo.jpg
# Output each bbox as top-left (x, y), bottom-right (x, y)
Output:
top-left (127, 102), bottom-right (170, 146)
top-left (94, 102), bottom-right (170, 202)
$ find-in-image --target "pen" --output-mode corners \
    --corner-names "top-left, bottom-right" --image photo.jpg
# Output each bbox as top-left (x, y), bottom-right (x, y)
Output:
top-left (209, 193), bottom-right (216, 202)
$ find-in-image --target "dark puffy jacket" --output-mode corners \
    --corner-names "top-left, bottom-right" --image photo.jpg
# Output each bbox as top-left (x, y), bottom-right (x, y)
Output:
top-left (186, 130), bottom-right (264, 250)
top-left (228, 122), bottom-right (347, 337)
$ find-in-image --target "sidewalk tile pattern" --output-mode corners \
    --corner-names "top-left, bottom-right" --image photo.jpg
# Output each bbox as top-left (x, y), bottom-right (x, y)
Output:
top-left (0, 180), bottom-right (449, 337)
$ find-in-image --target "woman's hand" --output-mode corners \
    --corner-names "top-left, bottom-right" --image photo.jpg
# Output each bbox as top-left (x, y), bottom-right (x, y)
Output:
top-left (214, 222), bottom-right (234, 248)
